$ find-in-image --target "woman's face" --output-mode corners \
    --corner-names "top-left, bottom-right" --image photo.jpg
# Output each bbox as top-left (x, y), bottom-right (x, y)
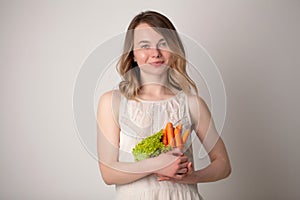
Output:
top-left (133, 23), bottom-right (172, 75)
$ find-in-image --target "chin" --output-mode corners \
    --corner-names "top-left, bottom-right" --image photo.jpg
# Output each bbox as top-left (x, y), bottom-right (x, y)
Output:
top-left (140, 64), bottom-right (169, 75)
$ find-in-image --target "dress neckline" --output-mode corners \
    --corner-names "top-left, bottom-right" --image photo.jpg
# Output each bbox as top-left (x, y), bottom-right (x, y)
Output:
top-left (134, 90), bottom-right (183, 103)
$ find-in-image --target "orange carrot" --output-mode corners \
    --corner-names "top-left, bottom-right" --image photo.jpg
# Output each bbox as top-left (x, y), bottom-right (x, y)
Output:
top-left (162, 129), bottom-right (168, 146)
top-left (174, 126), bottom-right (183, 150)
top-left (182, 129), bottom-right (190, 144)
top-left (176, 124), bottom-right (182, 135)
top-left (166, 122), bottom-right (175, 147)
top-left (164, 123), bottom-right (169, 139)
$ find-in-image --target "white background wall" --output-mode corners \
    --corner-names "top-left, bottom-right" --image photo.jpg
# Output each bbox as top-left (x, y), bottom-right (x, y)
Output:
top-left (1, 0), bottom-right (299, 199)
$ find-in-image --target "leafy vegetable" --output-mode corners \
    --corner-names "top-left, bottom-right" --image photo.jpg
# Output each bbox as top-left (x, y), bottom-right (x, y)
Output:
top-left (132, 130), bottom-right (172, 161)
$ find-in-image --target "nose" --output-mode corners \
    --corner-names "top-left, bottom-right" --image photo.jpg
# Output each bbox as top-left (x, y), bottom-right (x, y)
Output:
top-left (150, 47), bottom-right (162, 58)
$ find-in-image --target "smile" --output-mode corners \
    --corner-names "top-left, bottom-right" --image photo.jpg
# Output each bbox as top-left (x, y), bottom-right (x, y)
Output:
top-left (150, 61), bottom-right (165, 67)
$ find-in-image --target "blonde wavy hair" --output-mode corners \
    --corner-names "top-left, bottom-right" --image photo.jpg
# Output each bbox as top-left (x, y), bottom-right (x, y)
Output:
top-left (117, 10), bottom-right (198, 99)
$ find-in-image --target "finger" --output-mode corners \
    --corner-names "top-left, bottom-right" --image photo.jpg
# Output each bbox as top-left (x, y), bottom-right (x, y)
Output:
top-left (179, 156), bottom-right (188, 163)
top-left (157, 176), bottom-right (170, 181)
top-left (174, 173), bottom-right (186, 180)
top-left (177, 167), bottom-right (188, 174)
top-left (170, 148), bottom-right (183, 156)
top-left (179, 162), bottom-right (188, 169)
top-left (187, 162), bottom-right (193, 174)
top-left (188, 162), bottom-right (193, 169)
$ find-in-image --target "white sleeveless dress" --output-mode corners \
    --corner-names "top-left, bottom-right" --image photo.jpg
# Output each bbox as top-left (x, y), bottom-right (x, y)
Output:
top-left (116, 90), bottom-right (203, 200)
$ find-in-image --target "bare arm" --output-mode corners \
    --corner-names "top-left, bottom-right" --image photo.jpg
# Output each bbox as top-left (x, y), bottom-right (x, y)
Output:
top-left (97, 91), bottom-right (189, 185)
top-left (170, 95), bottom-right (231, 184)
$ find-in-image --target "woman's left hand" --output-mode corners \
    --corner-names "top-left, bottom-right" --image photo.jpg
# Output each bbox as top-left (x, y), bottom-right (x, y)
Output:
top-left (156, 162), bottom-right (197, 184)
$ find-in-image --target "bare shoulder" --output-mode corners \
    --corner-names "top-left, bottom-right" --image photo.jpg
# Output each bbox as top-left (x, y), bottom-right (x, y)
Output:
top-left (97, 90), bottom-right (121, 124)
top-left (98, 90), bottom-right (121, 107)
top-left (187, 94), bottom-right (213, 132)
top-left (99, 90), bottom-right (120, 100)
top-left (187, 94), bottom-right (211, 116)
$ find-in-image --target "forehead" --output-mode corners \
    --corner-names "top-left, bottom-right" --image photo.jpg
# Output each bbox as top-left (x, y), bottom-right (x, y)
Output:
top-left (134, 23), bottom-right (164, 42)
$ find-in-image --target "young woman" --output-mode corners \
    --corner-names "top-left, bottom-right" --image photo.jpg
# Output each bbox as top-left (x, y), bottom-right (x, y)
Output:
top-left (97, 10), bottom-right (231, 200)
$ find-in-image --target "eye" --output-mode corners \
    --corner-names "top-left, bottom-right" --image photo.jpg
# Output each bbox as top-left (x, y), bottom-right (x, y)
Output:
top-left (140, 44), bottom-right (150, 49)
top-left (158, 41), bottom-right (168, 49)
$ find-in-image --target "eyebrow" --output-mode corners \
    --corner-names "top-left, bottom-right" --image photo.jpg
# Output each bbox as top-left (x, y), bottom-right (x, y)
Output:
top-left (138, 38), bottom-right (165, 44)
top-left (138, 40), bottom-right (150, 44)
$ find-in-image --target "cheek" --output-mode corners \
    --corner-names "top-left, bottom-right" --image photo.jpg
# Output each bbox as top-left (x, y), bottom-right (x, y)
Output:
top-left (162, 51), bottom-right (173, 63)
top-left (134, 50), bottom-right (147, 62)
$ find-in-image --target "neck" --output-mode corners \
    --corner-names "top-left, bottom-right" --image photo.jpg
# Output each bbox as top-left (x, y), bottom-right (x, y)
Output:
top-left (139, 84), bottom-right (169, 96)
top-left (138, 69), bottom-right (176, 98)
top-left (140, 71), bottom-right (168, 86)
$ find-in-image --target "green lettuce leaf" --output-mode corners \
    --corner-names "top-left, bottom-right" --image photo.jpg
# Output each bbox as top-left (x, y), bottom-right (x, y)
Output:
top-left (132, 130), bottom-right (172, 161)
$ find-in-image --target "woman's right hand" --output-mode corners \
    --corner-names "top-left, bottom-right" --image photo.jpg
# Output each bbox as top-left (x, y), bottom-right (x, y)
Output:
top-left (153, 148), bottom-right (189, 179)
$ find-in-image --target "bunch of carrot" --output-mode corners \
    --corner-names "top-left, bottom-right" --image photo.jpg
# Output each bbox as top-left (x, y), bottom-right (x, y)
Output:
top-left (162, 122), bottom-right (190, 150)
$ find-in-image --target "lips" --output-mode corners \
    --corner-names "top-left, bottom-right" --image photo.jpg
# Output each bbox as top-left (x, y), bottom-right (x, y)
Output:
top-left (150, 61), bottom-right (165, 67)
